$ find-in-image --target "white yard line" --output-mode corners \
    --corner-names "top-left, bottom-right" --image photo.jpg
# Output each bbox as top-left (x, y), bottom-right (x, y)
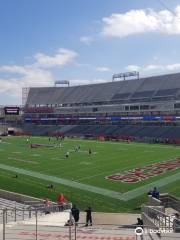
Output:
top-left (31, 154), bottom-right (41, 157)
top-left (7, 157), bottom-right (39, 164)
top-left (51, 157), bottom-right (67, 161)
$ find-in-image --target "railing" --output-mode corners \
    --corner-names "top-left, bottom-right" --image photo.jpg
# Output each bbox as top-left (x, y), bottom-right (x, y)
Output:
top-left (0, 208), bottom-right (156, 240)
top-left (0, 205), bottom-right (179, 239)
top-left (0, 202), bottom-right (72, 224)
top-left (142, 205), bottom-right (173, 230)
top-left (23, 201), bottom-right (72, 211)
top-left (160, 194), bottom-right (180, 212)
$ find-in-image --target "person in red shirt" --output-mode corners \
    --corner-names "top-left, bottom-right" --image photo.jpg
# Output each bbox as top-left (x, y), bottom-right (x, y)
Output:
top-left (57, 193), bottom-right (65, 211)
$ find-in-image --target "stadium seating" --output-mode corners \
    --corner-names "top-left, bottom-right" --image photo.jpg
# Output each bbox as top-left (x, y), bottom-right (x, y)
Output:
top-left (26, 73), bottom-right (180, 106)
top-left (21, 124), bottom-right (180, 142)
top-left (21, 72), bottom-right (180, 142)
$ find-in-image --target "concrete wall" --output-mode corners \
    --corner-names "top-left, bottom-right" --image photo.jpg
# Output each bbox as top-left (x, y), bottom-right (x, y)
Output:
top-left (0, 188), bottom-right (43, 204)
top-left (148, 196), bottom-right (162, 206)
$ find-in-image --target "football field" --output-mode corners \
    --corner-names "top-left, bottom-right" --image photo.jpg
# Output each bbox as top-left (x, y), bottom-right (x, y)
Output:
top-left (0, 136), bottom-right (180, 212)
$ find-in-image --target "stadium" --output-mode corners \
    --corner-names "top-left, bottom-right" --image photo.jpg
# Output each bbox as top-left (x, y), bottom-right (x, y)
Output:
top-left (22, 71), bottom-right (180, 142)
top-left (0, 71), bottom-right (180, 239)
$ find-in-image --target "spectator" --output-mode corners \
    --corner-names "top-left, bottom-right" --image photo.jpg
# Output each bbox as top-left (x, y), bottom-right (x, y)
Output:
top-left (44, 198), bottom-right (51, 214)
top-left (12, 174), bottom-right (18, 179)
top-left (137, 218), bottom-right (143, 227)
top-left (88, 148), bottom-right (92, 155)
top-left (85, 207), bottom-right (92, 227)
top-left (131, 218), bottom-right (143, 229)
top-left (57, 193), bottom-right (65, 211)
top-left (65, 151), bottom-right (69, 159)
top-left (173, 213), bottom-right (180, 232)
top-left (46, 184), bottom-right (54, 189)
top-left (64, 219), bottom-right (73, 226)
top-left (71, 205), bottom-right (80, 225)
top-left (152, 187), bottom-right (160, 199)
top-left (147, 189), bottom-right (153, 196)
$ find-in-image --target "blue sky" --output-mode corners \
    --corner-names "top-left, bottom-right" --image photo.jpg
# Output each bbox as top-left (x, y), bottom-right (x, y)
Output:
top-left (1, 0), bottom-right (180, 104)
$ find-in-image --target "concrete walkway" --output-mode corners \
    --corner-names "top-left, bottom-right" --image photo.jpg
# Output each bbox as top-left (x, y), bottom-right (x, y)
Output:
top-left (0, 211), bottom-right (140, 240)
top-left (1, 211), bottom-right (180, 240)
top-left (1, 224), bottom-right (136, 240)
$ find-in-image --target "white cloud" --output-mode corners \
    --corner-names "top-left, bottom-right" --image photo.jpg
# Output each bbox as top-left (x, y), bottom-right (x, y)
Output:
top-left (71, 78), bottom-right (109, 85)
top-left (0, 65), bottom-right (28, 74)
top-left (126, 63), bottom-right (180, 73)
top-left (126, 65), bottom-right (141, 72)
top-left (34, 48), bottom-right (78, 68)
top-left (145, 64), bottom-right (164, 71)
top-left (102, 6), bottom-right (180, 37)
top-left (0, 48), bottom-right (78, 100)
top-left (166, 63), bottom-right (180, 71)
top-left (96, 66), bottom-right (111, 72)
top-left (0, 78), bottom-right (20, 95)
top-left (80, 36), bottom-right (94, 45)
top-left (0, 65), bottom-right (53, 97)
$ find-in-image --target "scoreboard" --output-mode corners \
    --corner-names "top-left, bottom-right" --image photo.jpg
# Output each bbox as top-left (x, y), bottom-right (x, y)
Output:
top-left (4, 107), bottom-right (20, 115)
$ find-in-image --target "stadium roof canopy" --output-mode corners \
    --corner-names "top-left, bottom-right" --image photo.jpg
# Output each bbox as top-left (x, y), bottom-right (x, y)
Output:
top-left (26, 72), bottom-right (180, 106)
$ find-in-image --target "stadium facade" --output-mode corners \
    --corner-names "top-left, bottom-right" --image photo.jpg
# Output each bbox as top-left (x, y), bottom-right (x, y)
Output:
top-left (3, 72), bottom-right (180, 141)
top-left (25, 72), bottom-right (180, 116)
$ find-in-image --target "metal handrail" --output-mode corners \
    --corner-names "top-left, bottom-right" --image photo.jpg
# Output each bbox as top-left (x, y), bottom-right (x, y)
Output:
top-left (142, 205), bottom-right (174, 231)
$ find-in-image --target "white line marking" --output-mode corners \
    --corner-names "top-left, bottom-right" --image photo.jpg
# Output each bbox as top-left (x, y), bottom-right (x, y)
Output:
top-left (80, 162), bottom-right (93, 165)
top-left (51, 157), bottom-right (67, 161)
top-left (31, 154), bottom-right (41, 157)
top-left (7, 157), bottom-right (39, 164)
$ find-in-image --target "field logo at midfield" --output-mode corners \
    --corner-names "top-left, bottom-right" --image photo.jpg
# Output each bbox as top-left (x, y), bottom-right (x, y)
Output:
top-left (106, 158), bottom-right (180, 183)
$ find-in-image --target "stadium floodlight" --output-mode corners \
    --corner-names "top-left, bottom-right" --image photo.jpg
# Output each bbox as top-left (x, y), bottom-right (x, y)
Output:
top-left (54, 80), bottom-right (70, 87)
top-left (112, 71), bottom-right (139, 81)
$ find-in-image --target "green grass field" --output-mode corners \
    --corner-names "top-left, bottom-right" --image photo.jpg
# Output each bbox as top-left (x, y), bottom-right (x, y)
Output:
top-left (0, 136), bottom-right (180, 212)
